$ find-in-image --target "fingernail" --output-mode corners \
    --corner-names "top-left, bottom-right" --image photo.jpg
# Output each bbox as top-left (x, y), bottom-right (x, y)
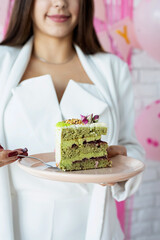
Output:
top-left (0, 145), bottom-right (4, 149)
top-left (23, 152), bottom-right (28, 156)
top-left (8, 151), bottom-right (18, 157)
top-left (22, 148), bottom-right (28, 153)
top-left (18, 152), bottom-right (28, 158)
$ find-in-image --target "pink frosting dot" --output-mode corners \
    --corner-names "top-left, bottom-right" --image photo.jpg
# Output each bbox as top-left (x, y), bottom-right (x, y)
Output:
top-left (153, 141), bottom-right (159, 147)
top-left (155, 100), bottom-right (160, 104)
top-left (147, 138), bottom-right (152, 144)
top-left (146, 105), bottom-right (151, 110)
top-left (158, 113), bottom-right (160, 118)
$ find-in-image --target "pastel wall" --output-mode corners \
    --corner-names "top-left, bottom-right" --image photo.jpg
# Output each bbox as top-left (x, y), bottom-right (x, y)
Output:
top-left (0, 0), bottom-right (9, 38)
top-left (135, 100), bottom-right (160, 161)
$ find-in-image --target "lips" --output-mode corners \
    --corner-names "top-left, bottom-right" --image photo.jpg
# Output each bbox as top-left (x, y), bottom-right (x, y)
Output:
top-left (47, 14), bottom-right (70, 23)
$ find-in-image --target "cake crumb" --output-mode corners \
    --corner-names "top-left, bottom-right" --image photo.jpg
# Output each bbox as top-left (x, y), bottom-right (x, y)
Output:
top-left (95, 161), bottom-right (99, 168)
top-left (65, 119), bottom-right (84, 125)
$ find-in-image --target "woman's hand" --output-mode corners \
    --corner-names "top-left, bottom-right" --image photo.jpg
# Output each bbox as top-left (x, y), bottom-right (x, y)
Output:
top-left (0, 145), bottom-right (28, 167)
top-left (99, 145), bottom-right (127, 187)
top-left (107, 145), bottom-right (127, 158)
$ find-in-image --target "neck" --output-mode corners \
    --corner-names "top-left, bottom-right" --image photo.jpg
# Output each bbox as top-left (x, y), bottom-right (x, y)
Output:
top-left (33, 32), bottom-right (75, 64)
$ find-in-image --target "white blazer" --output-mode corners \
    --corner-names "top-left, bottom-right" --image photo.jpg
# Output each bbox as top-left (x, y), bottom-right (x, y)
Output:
top-left (0, 37), bottom-right (145, 240)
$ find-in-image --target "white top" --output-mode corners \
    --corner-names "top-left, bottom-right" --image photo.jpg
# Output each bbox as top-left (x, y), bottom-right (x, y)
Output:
top-left (4, 75), bottom-right (122, 240)
top-left (0, 38), bottom-right (145, 240)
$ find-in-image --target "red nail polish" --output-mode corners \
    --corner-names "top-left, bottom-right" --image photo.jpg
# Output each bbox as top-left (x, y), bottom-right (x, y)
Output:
top-left (19, 152), bottom-right (28, 158)
top-left (0, 145), bottom-right (4, 149)
top-left (8, 151), bottom-right (18, 157)
top-left (22, 148), bottom-right (28, 153)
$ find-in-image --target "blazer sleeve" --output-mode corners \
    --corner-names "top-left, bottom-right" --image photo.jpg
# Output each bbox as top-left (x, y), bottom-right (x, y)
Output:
top-left (111, 61), bottom-right (145, 201)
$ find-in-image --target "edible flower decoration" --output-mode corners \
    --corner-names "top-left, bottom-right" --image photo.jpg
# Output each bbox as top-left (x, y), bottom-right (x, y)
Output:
top-left (80, 114), bottom-right (99, 124)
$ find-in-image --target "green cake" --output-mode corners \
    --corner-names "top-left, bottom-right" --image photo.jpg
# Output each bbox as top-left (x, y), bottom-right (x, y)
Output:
top-left (55, 114), bottom-right (112, 171)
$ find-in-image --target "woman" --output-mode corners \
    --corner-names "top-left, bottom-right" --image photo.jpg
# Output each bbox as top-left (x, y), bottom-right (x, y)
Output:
top-left (0, 0), bottom-right (145, 239)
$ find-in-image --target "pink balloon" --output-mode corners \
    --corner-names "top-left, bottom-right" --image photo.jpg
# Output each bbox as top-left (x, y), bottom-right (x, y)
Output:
top-left (135, 100), bottom-right (160, 161)
top-left (134, 0), bottom-right (160, 62)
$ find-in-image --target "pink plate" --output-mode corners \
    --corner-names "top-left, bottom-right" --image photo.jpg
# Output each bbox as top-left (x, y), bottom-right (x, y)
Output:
top-left (17, 152), bottom-right (145, 184)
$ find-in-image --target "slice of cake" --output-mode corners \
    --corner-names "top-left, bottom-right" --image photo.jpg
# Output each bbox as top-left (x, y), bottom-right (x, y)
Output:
top-left (55, 114), bottom-right (112, 171)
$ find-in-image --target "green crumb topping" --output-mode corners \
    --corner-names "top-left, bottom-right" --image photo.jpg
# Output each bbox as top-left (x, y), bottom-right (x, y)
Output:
top-left (56, 122), bottom-right (70, 127)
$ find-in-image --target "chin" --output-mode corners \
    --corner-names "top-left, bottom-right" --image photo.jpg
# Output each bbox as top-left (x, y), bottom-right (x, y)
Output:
top-left (46, 30), bottom-right (72, 39)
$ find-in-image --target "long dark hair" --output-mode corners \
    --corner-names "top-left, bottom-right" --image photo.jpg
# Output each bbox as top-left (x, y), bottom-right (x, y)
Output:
top-left (0, 0), bottom-right (105, 54)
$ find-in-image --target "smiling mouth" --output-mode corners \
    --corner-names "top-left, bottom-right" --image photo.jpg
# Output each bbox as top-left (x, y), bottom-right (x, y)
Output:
top-left (47, 15), bottom-right (71, 23)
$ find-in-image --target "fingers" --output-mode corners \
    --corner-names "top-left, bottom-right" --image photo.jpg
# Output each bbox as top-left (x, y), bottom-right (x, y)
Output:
top-left (0, 147), bottom-right (28, 167)
top-left (99, 183), bottom-right (107, 186)
top-left (99, 183), bottom-right (115, 187)
top-left (14, 148), bottom-right (28, 158)
top-left (0, 150), bottom-right (19, 167)
top-left (0, 145), bottom-right (4, 152)
top-left (107, 183), bottom-right (115, 186)
top-left (1, 157), bottom-right (19, 167)
top-left (107, 145), bottom-right (127, 158)
top-left (2, 149), bottom-right (23, 159)
top-left (15, 148), bottom-right (28, 154)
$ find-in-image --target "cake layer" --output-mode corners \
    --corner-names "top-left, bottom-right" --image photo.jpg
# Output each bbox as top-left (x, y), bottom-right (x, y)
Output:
top-left (61, 140), bottom-right (108, 161)
top-left (61, 135), bottom-right (101, 148)
top-left (58, 157), bottom-right (112, 171)
top-left (58, 123), bottom-right (107, 140)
